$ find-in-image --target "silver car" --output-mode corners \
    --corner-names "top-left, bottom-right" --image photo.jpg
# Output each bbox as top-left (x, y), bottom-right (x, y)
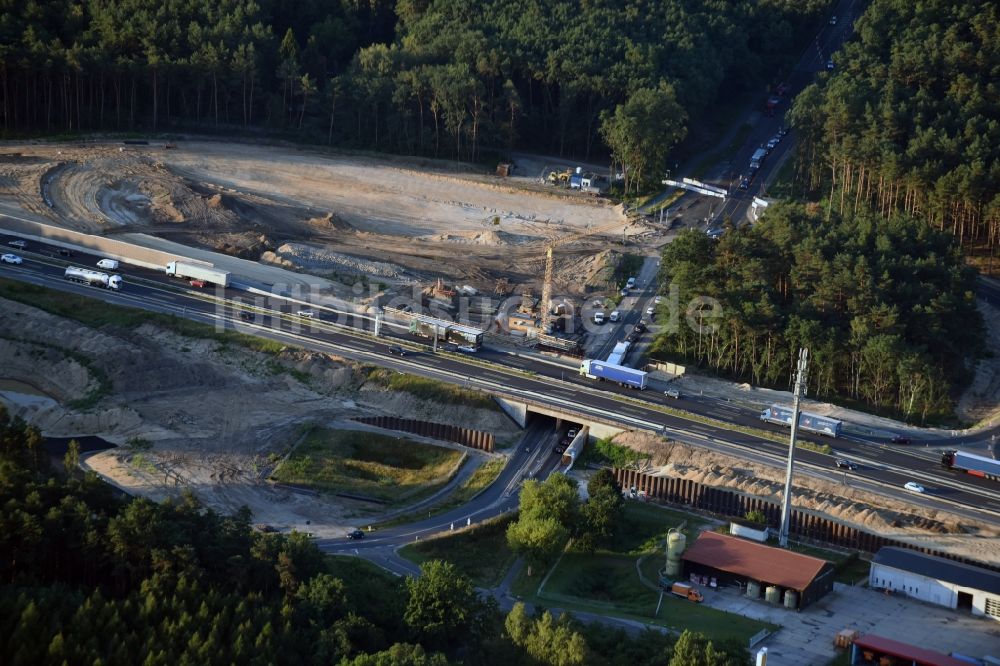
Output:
top-left (0, 253), bottom-right (22, 265)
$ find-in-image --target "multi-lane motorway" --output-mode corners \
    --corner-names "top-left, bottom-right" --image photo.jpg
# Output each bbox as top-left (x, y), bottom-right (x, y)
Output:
top-left (2, 232), bottom-right (999, 525)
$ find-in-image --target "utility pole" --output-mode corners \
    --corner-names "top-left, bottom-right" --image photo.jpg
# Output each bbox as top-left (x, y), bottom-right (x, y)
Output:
top-left (779, 348), bottom-right (809, 548)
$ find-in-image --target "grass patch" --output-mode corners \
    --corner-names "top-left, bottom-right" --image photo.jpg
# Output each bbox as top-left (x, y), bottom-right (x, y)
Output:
top-left (272, 427), bottom-right (464, 504)
top-left (366, 368), bottom-right (497, 410)
top-left (399, 515), bottom-right (517, 587)
top-left (517, 551), bottom-right (774, 643)
top-left (379, 457), bottom-right (507, 527)
top-left (610, 501), bottom-right (702, 554)
top-left (577, 437), bottom-right (645, 468)
top-left (510, 501), bottom-right (772, 643)
top-left (0, 277), bottom-right (287, 354)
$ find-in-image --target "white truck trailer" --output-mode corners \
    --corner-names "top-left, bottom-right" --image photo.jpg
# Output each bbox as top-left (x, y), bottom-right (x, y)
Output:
top-left (165, 261), bottom-right (230, 287)
top-left (64, 266), bottom-right (122, 291)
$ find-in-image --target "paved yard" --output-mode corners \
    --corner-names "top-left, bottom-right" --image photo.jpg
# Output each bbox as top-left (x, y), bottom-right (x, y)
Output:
top-left (700, 582), bottom-right (1000, 665)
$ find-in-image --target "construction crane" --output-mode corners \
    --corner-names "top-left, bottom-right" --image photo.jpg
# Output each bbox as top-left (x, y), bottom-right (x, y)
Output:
top-left (539, 218), bottom-right (634, 333)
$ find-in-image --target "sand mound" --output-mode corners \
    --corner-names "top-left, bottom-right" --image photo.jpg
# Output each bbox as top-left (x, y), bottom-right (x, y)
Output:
top-left (609, 430), bottom-right (1000, 562)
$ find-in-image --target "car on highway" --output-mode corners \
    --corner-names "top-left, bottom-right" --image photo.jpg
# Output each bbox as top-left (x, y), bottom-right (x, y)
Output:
top-left (388, 345), bottom-right (407, 357)
top-left (903, 481), bottom-right (925, 494)
top-left (646, 306), bottom-right (655, 317)
top-left (297, 309), bottom-right (316, 318)
top-left (456, 345), bottom-right (477, 353)
top-left (890, 435), bottom-right (912, 445)
top-left (830, 15), bottom-right (837, 25)
top-left (7, 239), bottom-right (26, 249)
top-left (1, 253), bottom-right (22, 265)
top-left (664, 389), bottom-right (681, 399)
top-left (238, 311), bottom-right (253, 322)
top-left (738, 177), bottom-right (750, 191)
top-left (626, 331), bottom-right (639, 343)
top-left (767, 137), bottom-right (780, 150)
top-left (826, 59), bottom-right (835, 71)
top-left (654, 296), bottom-right (662, 305)
top-left (620, 288), bottom-right (629, 296)
top-left (189, 279), bottom-right (208, 288)
top-left (634, 321), bottom-right (647, 333)
top-left (567, 428), bottom-right (578, 439)
top-left (835, 459), bottom-right (858, 470)
top-left (347, 529), bottom-right (365, 540)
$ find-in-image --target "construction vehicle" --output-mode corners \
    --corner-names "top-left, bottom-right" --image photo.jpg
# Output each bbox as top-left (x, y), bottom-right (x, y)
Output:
top-left (546, 169), bottom-right (571, 185)
top-left (670, 582), bottom-right (704, 602)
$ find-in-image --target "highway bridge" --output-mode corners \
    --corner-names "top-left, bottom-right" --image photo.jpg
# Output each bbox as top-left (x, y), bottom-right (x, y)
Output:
top-left (2, 229), bottom-right (999, 527)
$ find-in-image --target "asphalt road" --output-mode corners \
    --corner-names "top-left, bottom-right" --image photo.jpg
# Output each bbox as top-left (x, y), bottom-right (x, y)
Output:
top-left (668, 0), bottom-right (863, 231)
top-left (3, 233), bottom-right (999, 526)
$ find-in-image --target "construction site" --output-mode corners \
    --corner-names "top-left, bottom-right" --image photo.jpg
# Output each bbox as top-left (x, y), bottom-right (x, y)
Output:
top-left (0, 140), bottom-right (662, 355)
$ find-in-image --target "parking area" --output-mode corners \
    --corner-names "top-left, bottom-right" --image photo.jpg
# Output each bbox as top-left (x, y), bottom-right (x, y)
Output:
top-left (699, 581), bottom-right (1000, 665)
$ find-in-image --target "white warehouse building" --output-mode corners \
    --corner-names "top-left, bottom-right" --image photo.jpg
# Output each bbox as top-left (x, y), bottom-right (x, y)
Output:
top-left (870, 547), bottom-right (1000, 621)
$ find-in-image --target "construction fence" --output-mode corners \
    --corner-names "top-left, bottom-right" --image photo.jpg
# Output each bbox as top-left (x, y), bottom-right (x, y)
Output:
top-left (352, 416), bottom-right (494, 452)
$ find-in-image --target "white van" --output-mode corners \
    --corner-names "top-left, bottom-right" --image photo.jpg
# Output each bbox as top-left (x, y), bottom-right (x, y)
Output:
top-left (97, 259), bottom-right (119, 270)
top-left (626, 277), bottom-right (636, 289)
top-left (594, 311), bottom-right (605, 324)
top-left (609, 311), bottom-right (620, 322)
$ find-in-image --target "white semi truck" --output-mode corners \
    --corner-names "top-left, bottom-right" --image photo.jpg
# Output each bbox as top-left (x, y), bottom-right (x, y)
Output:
top-left (64, 266), bottom-right (122, 290)
top-left (165, 260), bottom-right (230, 287)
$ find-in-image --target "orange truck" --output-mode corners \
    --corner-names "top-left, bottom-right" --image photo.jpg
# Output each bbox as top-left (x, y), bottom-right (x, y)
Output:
top-left (670, 582), bottom-right (704, 603)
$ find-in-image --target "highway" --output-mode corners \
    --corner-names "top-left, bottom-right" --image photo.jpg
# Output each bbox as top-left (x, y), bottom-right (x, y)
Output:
top-left (2, 233), bottom-right (999, 528)
top-left (671, 0), bottom-right (862, 231)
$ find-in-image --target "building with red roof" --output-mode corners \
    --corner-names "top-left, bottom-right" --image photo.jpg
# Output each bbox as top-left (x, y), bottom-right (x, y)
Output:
top-left (681, 531), bottom-right (835, 609)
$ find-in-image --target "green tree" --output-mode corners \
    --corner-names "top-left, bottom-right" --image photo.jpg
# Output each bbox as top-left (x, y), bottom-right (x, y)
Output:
top-left (403, 560), bottom-right (487, 650)
top-left (506, 515), bottom-right (567, 576)
top-left (63, 439), bottom-right (80, 477)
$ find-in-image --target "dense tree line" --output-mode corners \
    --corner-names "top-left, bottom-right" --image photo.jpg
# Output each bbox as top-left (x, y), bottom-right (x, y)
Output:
top-left (790, 0), bottom-right (1000, 254)
top-left (2, 0), bottom-right (828, 169)
top-left (653, 206), bottom-right (983, 421)
top-left (0, 408), bottom-right (745, 664)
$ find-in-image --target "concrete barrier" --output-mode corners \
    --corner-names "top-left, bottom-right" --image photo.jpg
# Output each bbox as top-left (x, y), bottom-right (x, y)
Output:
top-left (0, 213), bottom-right (177, 271)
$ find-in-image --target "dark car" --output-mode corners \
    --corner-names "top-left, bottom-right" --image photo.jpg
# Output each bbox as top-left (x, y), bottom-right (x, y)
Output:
top-left (890, 435), bottom-right (912, 445)
top-left (388, 345), bottom-right (407, 357)
top-left (835, 459), bottom-right (858, 470)
top-left (57, 248), bottom-right (73, 257)
top-left (238, 311), bottom-right (253, 322)
top-left (554, 446), bottom-right (565, 455)
top-left (738, 177), bottom-right (750, 190)
top-left (347, 529), bottom-right (365, 540)
top-left (634, 322), bottom-right (647, 333)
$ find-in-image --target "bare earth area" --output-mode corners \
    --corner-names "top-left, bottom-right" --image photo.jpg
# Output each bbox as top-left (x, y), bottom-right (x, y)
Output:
top-left (611, 431), bottom-right (1000, 566)
top-left (0, 298), bottom-right (518, 536)
top-left (2, 137), bottom-right (998, 562)
top-left (0, 140), bottom-right (644, 296)
top-left (2, 296), bottom-right (994, 562)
